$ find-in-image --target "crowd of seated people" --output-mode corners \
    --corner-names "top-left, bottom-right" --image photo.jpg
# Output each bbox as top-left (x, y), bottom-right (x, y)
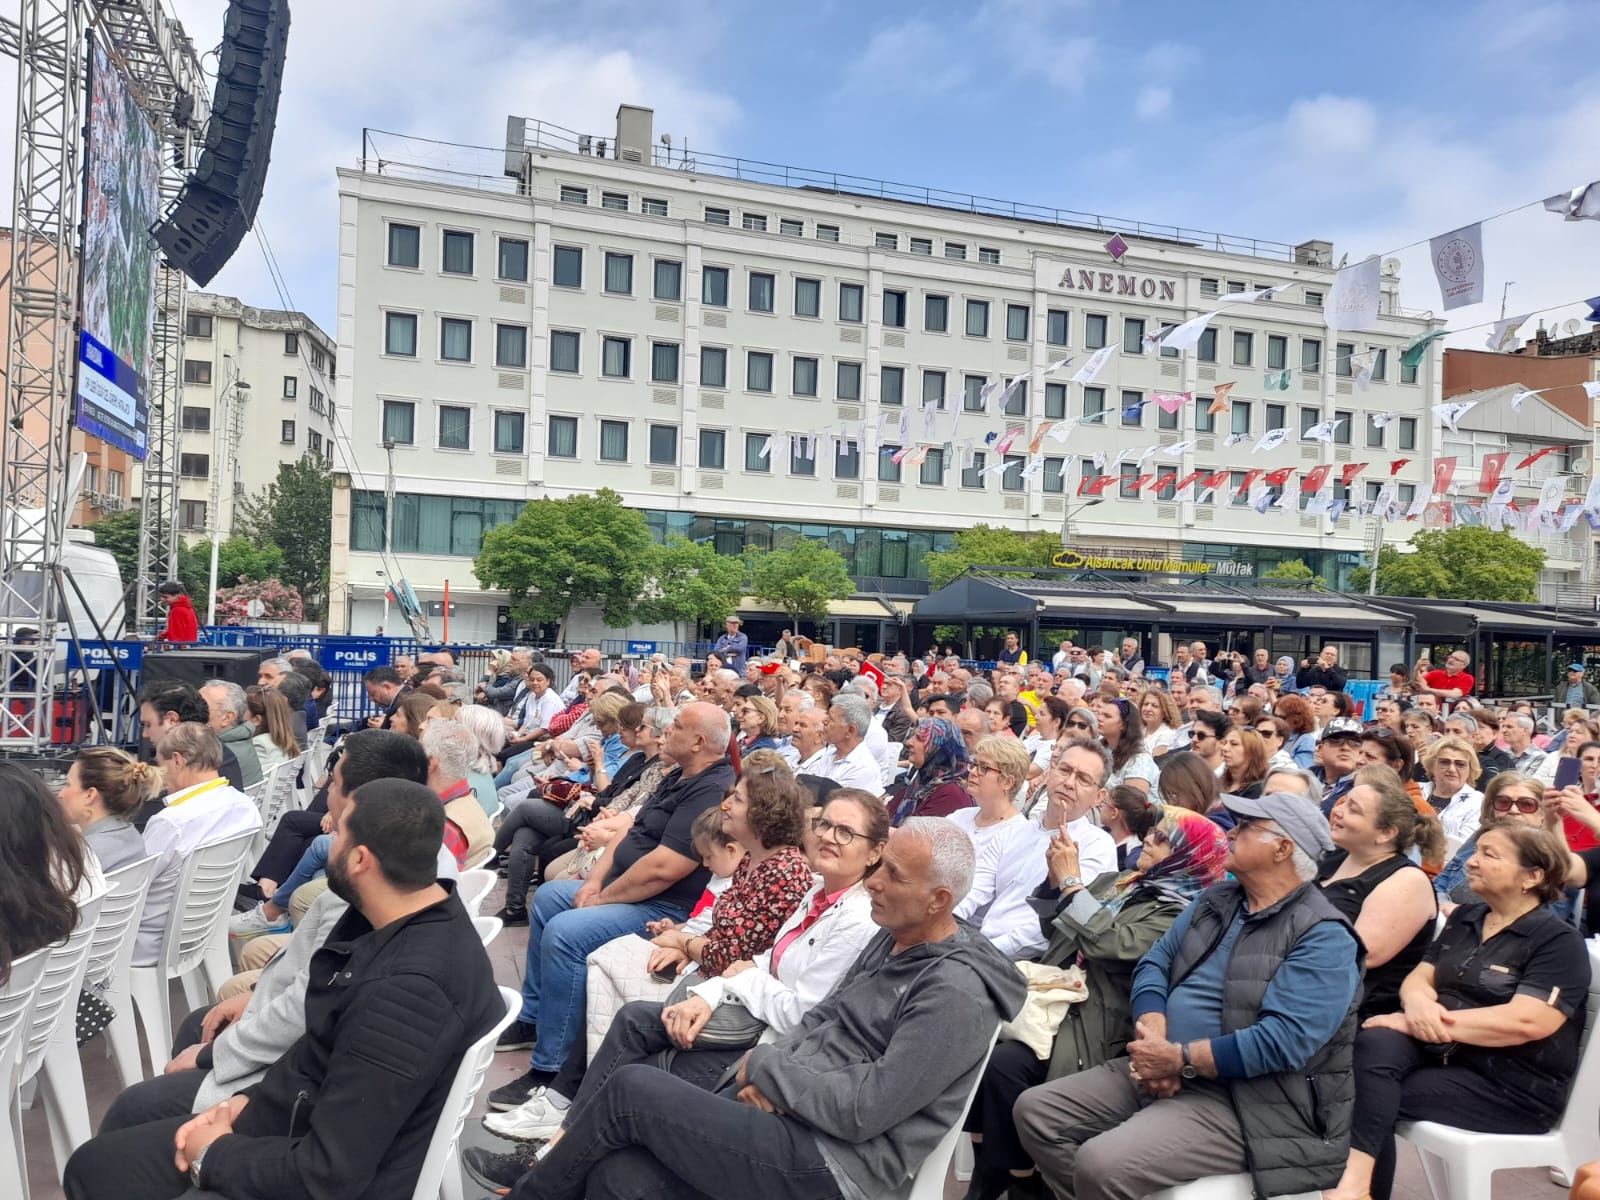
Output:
top-left (13, 635), bottom-right (1600, 1200)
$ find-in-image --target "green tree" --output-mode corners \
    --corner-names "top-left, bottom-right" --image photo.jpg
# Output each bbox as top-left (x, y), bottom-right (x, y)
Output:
top-left (1348, 526), bottom-right (1545, 601)
top-left (83, 509), bottom-right (141, 586)
top-left (924, 524), bottom-right (1062, 590)
top-left (1260, 559), bottom-right (1325, 588)
top-left (235, 457), bottom-right (332, 616)
top-left (177, 537), bottom-right (285, 598)
top-left (634, 534), bottom-right (746, 643)
top-left (474, 488), bottom-right (653, 640)
top-left (747, 539), bottom-right (853, 625)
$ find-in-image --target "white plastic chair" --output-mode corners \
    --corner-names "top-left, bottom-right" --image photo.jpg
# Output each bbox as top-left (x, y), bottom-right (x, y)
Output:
top-left (907, 1026), bottom-right (999, 1200)
top-left (411, 985), bottom-right (520, 1200)
top-left (19, 887), bottom-right (107, 1183)
top-left (470, 915), bottom-right (503, 950)
top-left (457, 869), bottom-right (496, 916)
top-left (1398, 941), bottom-right (1600, 1200)
top-left (875, 740), bottom-right (903, 788)
top-left (0, 948), bottom-right (50, 1200)
top-left (1144, 1173), bottom-right (1318, 1200)
top-left (129, 830), bottom-right (257, 1069)
top-left (81, 854), bottom-right (158, 1090)
top-left (251, 758), bottom-right (303, 861)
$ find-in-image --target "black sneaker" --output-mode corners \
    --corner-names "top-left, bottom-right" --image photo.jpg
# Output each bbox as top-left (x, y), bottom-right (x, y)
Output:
top-left (461, 1144), bottom-right (536, 1192)
top-left (494, 1019), bottom-right (537, 1053)
top-left (493, 907), bottom-right (529, 928)
top-left (487, 1067), bottom-right (555, 1110)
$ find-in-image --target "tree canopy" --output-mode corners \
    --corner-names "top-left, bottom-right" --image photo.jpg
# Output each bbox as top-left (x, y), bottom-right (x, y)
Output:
top-left (234, 457), bottom-right (332, 616)
top-left (1259, 559), bottom-right (1325, 588)
top-left (474, 488), bottom-right (654, 639)
top-left (634, 534), bottom-right (746, 638)
top-left (1348, 526), bottom-right (1545, 601)
top-left (747, 539), bottom-right (853, 623)
top-left (924, 524), bottom-right (1061, 589)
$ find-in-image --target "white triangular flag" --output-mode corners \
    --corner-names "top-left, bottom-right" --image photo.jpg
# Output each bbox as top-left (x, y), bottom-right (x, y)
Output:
top-left (1583, 382), bottom-right (1600, 400)
top-left (1406, 491), bottom-right (1429, 519)
top-left (1353, 351), bottom-right (1377, 392)
top-left (1253, 428), bottom-right (1288, 453)
top-left (1232, 284), bottom-right (1291, 304)
top-left (1072, 345), bottom-right (1115, 385)
top-left (1485, 314), bottom-right (1528, 353)
top-left (1021, 458), bottom-right (1046, 480)
top-left (757, 435), bottom-right (774, 461)
top-left (1092, 451), bottom-right (1107, 472)
top-left (1224, 432), bottom-right (1249, 447)
top-left (1537, 476), bottom-right (1566, 514)
top-left (1370, 411), bottom-right (1398, 428)
top-left (1046, 423), bottom-right (1073, 444)
top-left (1432, 401), bottom-right (1477, 433)
top-left (1157, 309), bottom-right (1227, 354)
top-left (1159, 439), bottom-right (1196, 458)
top-left (897, 412), bottom-right (910, 443)
top-left (1304, 418), bottom-right (1345, 443)
top-left (1509, 388), bottom-right (1547, 411)
top-left (1043, 356), bottom-right (1074, 376)
top-left (1543, 182), bottom-right (1600, 222)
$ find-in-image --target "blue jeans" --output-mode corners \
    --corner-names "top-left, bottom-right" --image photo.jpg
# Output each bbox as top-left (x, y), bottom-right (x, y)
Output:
top-left (520, 880), bottom-right (685, 1072)
top-left (271, 833), bottom-right (330, 910)
top-left (508, 1063), bottom-right (842, 1200)
top-left (497, 747), bottom-right (536, 789)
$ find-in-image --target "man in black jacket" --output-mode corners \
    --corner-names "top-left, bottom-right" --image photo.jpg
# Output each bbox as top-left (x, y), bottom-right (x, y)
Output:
top-left (64, 778), bottom-right (504, 1200)
top-left (1297, 645), bottom-right (1349, 693)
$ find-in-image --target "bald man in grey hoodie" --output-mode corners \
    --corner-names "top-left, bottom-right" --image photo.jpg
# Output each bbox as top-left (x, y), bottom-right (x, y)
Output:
top-left (493, 816), bottom-right (1026, 1200)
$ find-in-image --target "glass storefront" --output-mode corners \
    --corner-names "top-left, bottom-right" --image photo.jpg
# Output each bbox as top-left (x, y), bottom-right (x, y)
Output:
top-left (1182, 542), bottom-right (1368, 592)
top-left (639, 511), bottom-right (955, 582)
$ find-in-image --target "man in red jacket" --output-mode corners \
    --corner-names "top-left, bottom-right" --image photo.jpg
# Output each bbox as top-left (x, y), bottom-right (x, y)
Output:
top-left (157, 580), bottom-right (200, 642)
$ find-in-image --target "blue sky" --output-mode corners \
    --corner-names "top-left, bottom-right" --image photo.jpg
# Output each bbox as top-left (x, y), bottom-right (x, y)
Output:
top-left (35, 0), bottom-right (1600, 343)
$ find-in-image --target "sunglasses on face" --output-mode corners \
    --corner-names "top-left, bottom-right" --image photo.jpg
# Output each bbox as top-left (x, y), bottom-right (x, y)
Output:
top-left (1065, 719), bottom-right (1092, 731)
top-left (1435, 758), bottom-right (1470, 770)
top-left (1492, 795), bottom-right (1541, 814)
top-left (1190, 732), bottom-right (1214, 743)
top-left (1255, 726), bottom-right (1281, 738)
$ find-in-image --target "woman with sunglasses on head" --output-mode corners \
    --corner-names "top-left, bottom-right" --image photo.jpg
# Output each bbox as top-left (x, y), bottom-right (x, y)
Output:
top-left (1139, 688), bottom-right (1183, 758)
top-left (1325, 823), bottom-right (1588, 1200)
top-left (1218, 726), bottom-right (1269, 800)
top-left (1091, 694), bottom-right (1156, 798)
top-left (1319, 768), bottom-right (1442, 1020)
top-left (1431, 772), bottom-right (1556, 916)
top-left (885, 716), bottom-right (973, 826)
top-left (962, 806), bottom-right (1230, 1200)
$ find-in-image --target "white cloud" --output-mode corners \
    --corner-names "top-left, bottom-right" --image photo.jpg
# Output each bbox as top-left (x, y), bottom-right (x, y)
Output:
top-left (1134, 86), bottom-right (1172, 120)
top-left (1286, 95), bottom-right (1377, 156)
top-left (837, 20), bottom-right (970, 98)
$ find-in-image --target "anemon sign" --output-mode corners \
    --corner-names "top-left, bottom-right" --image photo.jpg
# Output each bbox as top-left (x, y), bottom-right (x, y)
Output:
top-left (1034, 258), bottom-right (1180, 303)
top-left (1051, 549), bottom-right (1255, 577)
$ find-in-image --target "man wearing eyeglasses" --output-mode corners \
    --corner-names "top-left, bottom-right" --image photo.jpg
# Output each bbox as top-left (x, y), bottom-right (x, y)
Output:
top-left (1414, 649), bottom-right (1474, 703)
top-left (1312, 718), bottom-right (1364, 816)
top-left (1034, 738), bottom-right (1118, 886)
top-left (1015, 791), bottom-right (1361, 1200)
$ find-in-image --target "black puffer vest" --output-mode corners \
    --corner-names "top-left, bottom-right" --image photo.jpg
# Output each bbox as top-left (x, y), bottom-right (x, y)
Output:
top-left (1168, 880), bottom-right (1364, 1198)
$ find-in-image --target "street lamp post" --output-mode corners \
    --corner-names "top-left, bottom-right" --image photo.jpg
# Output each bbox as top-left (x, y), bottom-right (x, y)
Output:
top-left (206, 366), bottom-right (250, 624)
top-left (1059, 498), bottom-right (1104, 548)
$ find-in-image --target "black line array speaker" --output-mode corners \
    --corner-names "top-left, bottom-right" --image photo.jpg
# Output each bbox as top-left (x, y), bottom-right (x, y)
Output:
top-left (141, 647), bottom-right (267, 693)
top-left (153, 0), bottom-right (290, 286)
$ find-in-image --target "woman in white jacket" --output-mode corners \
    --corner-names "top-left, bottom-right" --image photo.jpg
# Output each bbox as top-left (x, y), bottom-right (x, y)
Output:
top-left (946, 736), bottom-right (1051, 959)
top-left (480, 788), bottom-right (889, 1149)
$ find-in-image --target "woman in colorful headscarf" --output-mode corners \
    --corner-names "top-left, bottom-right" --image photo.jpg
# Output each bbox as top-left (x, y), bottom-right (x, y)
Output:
top-left (885, 716), bottom-right (972, 826)
top-left (961, 807), bottom-right (1230, 1200)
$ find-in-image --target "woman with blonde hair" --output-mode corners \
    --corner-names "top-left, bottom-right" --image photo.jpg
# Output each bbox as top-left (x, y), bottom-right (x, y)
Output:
top-left (1418, 735), bottom-right (1482, 845)
top-left (58, 746), bottom-right (160, 871)
top-left (245, 686), bottom-right (301, 771)
top-left (734, 695), bottom-right (781, 754)
top-left (455, 703), bottom-right (509, 816)
top-left (1139, 688), bottom-right (1182, 756)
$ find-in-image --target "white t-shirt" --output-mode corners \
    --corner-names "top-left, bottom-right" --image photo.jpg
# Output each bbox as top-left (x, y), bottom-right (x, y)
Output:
top-left (820, 742), bottom-right (883, 793)
top-left (138, 778), bottom-right (262, 964)
top-left (947, 808), bottom-right (1050, 958)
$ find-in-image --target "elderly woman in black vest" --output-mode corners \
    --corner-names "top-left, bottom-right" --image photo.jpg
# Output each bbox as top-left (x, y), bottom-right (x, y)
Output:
top-left (1324, 822), bottom-right (1590, 1200)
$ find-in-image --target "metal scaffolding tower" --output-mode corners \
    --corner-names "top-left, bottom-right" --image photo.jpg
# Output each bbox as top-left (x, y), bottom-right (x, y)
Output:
top-left (0, 0), bottom-right (207, 751)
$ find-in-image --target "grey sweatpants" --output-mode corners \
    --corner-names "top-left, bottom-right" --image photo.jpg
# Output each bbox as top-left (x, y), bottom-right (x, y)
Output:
top-left (1013, 1057), bottom-right (1248, 1200)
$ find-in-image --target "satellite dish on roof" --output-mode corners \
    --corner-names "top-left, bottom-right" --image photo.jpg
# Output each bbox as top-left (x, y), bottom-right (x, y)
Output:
top-left (1563, 319), bottom-right (1583, 336)
top-left (1572, 457), bottom-right (1590, 476)
top-left (1381, 258), bottom-right (1401, 278)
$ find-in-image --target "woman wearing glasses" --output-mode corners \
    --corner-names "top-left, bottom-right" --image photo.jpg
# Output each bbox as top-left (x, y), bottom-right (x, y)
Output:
top-left (1091, 695), bottom-right (1157, 797)
top-left (485, 788), bottom-right (890, 1151)
top-left (1254, 716), bottom-right (1297, 772)
top-left (1325, 823), bottom-right (1587, 1200)
top-left (733, 695), bottom-right (781, 755)
top-left (949, 737), bottom-right (1052, 958)
top-left (1418, 736), bottom-right (1483, 846)
top-left (1318, 770), bottom-right (1442, 1019)
top-left (961, 806), bottom-right (1229, 1200)
top-left (1432, 772), bottom-right (1551, 914)
top-left (1139, 689), bottom-right (1183, 758)
top-left (886, 716), bottom-right (973, 826)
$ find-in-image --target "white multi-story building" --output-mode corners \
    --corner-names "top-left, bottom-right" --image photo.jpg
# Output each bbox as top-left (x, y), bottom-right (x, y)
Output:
top-left (168, 292), bottom-right (335, 539)
top-left (328, 105), bottom-right (1446, 650)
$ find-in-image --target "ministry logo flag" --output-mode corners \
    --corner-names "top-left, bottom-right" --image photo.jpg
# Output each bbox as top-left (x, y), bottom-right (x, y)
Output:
top-left (1430, 223), bottom-right (1484, 311)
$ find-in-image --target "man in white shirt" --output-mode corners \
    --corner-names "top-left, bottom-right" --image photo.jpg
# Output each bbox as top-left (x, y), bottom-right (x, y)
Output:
top-left (1052, 640), bottom-right (1074, 672)
top-left (818, 694), bottom-right (882, 793)
top-left (137, 723), bottom-right (262, 964)
top-left (773, 691), bottom-right (815, 770)
top-left (1033, 737), bottom-right (1118, 884)
top-left (789, 708), bottom-right (831, 776)
top-left (560, 648), bottom-right (603, 704)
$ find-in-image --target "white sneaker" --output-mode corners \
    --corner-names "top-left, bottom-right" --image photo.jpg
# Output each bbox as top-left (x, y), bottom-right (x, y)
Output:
top-left (482, 1087), bottom-right (567, 1143)
top-left (228, 903), bottom-right (291, 939)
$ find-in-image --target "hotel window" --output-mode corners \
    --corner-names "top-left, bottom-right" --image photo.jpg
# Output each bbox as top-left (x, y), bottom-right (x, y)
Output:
top-left (1233, 331), bottom-right (1254, 366)
top-left (1122, 390), bottom-right (1143, 428)
top-left (909, 236), bottom-right (933, 255)
top-left (650, 342), bottom-right (680, 384)
top-left (747, 351), bottom-right (774, 392)
top-left (839, 283), bottom-right (864, 322)
top-left (978, 246), bottom-right (1001, 264)
top-left (745, 432), bottom-right (770, 472)
top-left (837, 361), bottom-right (862, 400)
top-left (879, 448), bottom-right (902, 482)
top-left (1195, 401), bottom-right (1216, 433)
top-left (700, 346), bottom-right (727, 388)
top-left (1006, 304), bottom-right (1030, 341)
top-left (1083, 387), bottom-right (1106, 422)
top-left (962, 451), bottom-right (987, 490)
top-left (1302, 338), bottom-right (1322, 374)
top-left (964, 375), bottom-right (987, 412)
top-left (549, 330), bottom-right (580, 373)
top-left (790, 440), bottom-right (815, 477)
top-left (382, 400), bottom-right (414, 445)
top-left (1043, 457), bottom-right (1065, 493)
top-left (497, 237), bottom-right (529, 281)
top-left (919, 447), bottom-right (947, 485)
top-left (1267, 334), bottom-right (1288, 371)
top-left (653, 259), bottom-right (682, 301)
top-left (1300, 407), bottom-right (1321, 437)
top-left (386, 223), bottom-right (420, 268)
top-left (438, 405), bottom-right (471, 450)
top-left (1045, 382), bottom-right (1067, 419)
top-left (1265, 403), bottom-right (1286, 430)
top-left (966, 299), bottom-right (990, 337)
top-left (494, 412), bottom-right (525, 454)
top-left (494, 323), bottom-right (528, 369)
top-left (742, 212), bottom-right (767, 232)
top-left (641, 197), bottom-right (669, 217)
top-left (883, 289), bottom-right (908, 328)
top-left (1046, 309), bottom-right (1069, 346)
top-left (440, 229), bottom-right (473, 274)
top-left (704, 206), bottom-right (730, 225)
top-left (880, 366), bottom-right (904, 406)
top-left (815, 223), bottom-right (840, 242)
top-left (439, 318), bottom-right (472, 362)
top-left (925, 294), bottom-right (949, 332)
top-left (599, 420), bottom-right (629, 462)
top-left (1368, 347), bottom-right (1388, 381)
top-left (749, 271), bottom-right (775, 313)
top-left (1367, 414), bottom-right (1385, 449)
top-left (1334, 409), bottom-right (1353, 446)
top-left (1002, 455), bottom-right (1025, 492)
top-left (601, 336), bottom-right (631, 378)
top-left (793, 356), bottom-right (819, 396)
top-left (1197, 327), bottom-right (1217, 362)
top-left (649, 424), bottom-right (677, 465)
top-left (794, 277), bottom-right (821, 318)
top-left (1085, 313), bottom-right (1108, 349)
top-left (945, 241), bottom-right (966, 260)
top-left (1003, 378), bottom-right (1027, 416)
top-left (779, 218), bottom-right (803, 237)
top-left (559, 184), bottom-right (588, 205)
top-left (875, 232), bottom-right (898, 250)
top-left (699, 429), bottom-right (725, 469)
top-left (1122, 317), bottom-right (1145, 354)
top-left (1232, 400), bottom-right (1252, 436)
top-left (922, 370), bottom-right (946, 410)
top-left (552, 245), bottom-right (582, 288)
top-left (702, 266), bottom-right (729, 306)
top-left (604, 252), bottom-right (633, 295)
top-left (835, 441), bottom-right (860, 479)
top-left (1336, 342), bottom-right (1356, 377)
top-left (384, 312), bottom-right (417, 357)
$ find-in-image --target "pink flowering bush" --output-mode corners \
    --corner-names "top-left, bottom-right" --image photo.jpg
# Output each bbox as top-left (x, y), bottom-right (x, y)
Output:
top-left (215, 578), bottom-right (304, 624)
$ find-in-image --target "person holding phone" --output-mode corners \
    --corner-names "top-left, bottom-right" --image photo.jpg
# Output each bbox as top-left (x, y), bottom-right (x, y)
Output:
top-left (1544, 740), bottom-right (1600, 850)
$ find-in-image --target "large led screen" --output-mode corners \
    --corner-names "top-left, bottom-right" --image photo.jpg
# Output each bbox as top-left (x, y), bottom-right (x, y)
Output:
top-left (76, 40), bottom-right (162, 460)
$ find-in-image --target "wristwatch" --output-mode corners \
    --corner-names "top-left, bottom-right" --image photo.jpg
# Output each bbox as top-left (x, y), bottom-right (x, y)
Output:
top-left (1057, 875), bottom-right (1082, 891)
top-left (189, 1147), bottom-right (209, 1188)
top-left (1180, 1043), bottom-right (1199, 1080)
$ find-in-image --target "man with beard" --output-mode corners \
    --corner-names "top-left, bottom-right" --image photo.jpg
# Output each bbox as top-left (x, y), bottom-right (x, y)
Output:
top-left (66, 768), bottom-right (499, 1200)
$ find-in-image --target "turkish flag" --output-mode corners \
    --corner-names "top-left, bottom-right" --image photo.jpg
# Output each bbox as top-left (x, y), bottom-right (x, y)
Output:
top-left (858, 659), bottom-right (886, 690)
top-left (1515, 445), bottom-right (1565, 471)
top-left (1431, 457), bottom-right (1457, 495)
top-left (1303, 464), bottom-right (1332, 493)
top-left (1264, 467), bottom-right (1294, 487)
top-left (1341, 462), bottom-right (1367, 486)
top-left (1477, 451), bottom-right (1509, 494)
top-left (1087, 474), bottom-right (1119, 495)
top-left (1390, 458), bottom-right (1411, 475)
top-left (1200, 470), bottom-right (1231, 490)
top-left (1173, 470), bottom-right (1205, 491)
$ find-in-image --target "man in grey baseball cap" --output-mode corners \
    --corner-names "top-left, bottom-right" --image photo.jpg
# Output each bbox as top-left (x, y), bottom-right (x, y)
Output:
top-left (1221, 789), bottom-right (1336, 863)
